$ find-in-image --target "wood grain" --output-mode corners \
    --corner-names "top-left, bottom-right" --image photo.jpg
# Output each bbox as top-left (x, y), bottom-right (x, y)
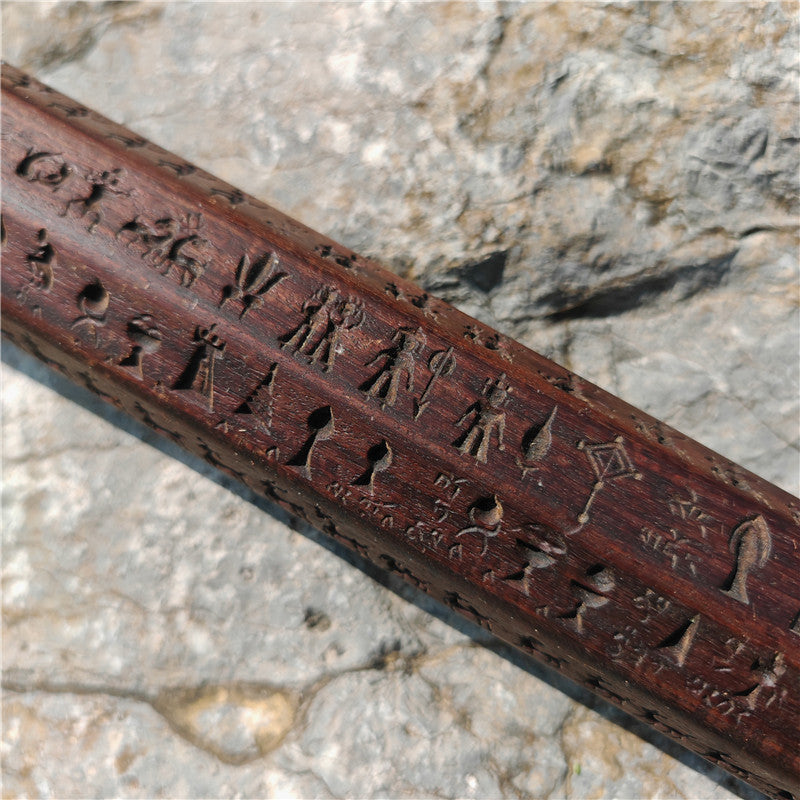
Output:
top-left (2, 63), bottom-right (798, 799)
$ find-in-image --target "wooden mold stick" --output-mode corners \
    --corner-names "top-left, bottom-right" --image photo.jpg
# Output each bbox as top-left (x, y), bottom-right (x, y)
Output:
top-left (1, 63), bottom-right (798, 798)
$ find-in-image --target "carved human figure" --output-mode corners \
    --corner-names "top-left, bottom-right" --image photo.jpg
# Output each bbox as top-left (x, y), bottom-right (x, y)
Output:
top-left (282, 288), bottom-right (363, 372)
top-left (321, 297), bottom-right (364, 372)
top-left (281, 286), bottom-right (337, 359)
top-left (453, 375), bottom-right (509, 463)
top-left (173, 324), bottom-right (226, 410)
top-left (361, 328), bottom-right (424, 409)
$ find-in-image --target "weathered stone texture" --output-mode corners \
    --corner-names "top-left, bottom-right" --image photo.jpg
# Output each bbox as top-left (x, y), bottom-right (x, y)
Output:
top-left (2, 2), bottom-right (797, 798)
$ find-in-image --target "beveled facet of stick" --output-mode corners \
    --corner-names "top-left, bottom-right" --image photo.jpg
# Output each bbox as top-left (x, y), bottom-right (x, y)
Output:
top-left (1, 63), bottom-right (798, 799)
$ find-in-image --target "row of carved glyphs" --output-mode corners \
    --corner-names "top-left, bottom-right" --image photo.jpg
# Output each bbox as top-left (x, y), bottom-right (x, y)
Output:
top-left (9, 139), bottom-right (797, 713)
top-left (14, 149), bottom-right (641, 506)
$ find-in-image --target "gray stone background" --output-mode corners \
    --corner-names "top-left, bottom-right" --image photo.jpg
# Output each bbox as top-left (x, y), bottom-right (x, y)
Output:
top-left (2, 2), bottom-right (798, 798)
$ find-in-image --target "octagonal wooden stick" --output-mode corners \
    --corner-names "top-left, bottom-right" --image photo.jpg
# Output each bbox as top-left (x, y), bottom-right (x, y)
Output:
top-left (2, 63), bottom-right (798, 798)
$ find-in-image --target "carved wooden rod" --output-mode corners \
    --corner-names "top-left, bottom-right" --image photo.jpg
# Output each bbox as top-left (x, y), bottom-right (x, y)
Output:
top-left (2, 63), bottom-right (798, 798)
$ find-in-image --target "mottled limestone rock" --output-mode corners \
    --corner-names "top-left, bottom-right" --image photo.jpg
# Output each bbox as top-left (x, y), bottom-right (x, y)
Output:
top-left (2, 2), bottom-right (797, 798)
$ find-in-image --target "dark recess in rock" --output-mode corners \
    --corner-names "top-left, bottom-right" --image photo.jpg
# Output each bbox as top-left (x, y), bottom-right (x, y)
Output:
top-left (458, 250), bottom-right (508, 293)
top-left (544, 251), bottom-right (738, 321)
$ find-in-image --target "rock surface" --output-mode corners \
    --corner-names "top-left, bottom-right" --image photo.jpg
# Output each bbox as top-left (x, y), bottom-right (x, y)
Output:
top-left (2, 2), bottom-right (797, 798)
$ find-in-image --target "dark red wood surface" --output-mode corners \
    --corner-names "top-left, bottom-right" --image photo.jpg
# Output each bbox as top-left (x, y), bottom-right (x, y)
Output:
top-left (2, 63), bottom-right (798, 799)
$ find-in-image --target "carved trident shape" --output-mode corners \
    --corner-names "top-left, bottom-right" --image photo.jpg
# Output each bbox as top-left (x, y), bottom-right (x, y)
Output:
top-left (220, 251), bottom-right (287, 318)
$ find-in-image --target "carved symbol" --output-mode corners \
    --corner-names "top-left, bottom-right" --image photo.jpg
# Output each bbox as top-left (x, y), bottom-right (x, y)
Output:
top-left (133, 405), bottom-right (173, 440)
top-left (106, 132), bottom-right (147, 148)
top-left (281, 287), bottom-right (364, 372)
top-left (464, 324), bottom-right (512, 361)
top-left (657, 615), bottom-right (701, 667)
top-left (162, 234), bottom-right (210, 287)
top-left (632, 589), bottom-right (671, 622)
top-left (405, 520), bottom-right (444, 550)
top-left (502, 538), bottom-right (561, 596)
top-left (721, 515), bottom-right (771, 605)
top-left (385, 282), bottom-right (402, 299)
top-left (668, 489), bottom-right (715, 539)
top-left (220, 251), bottom-right (287, 317)
top-left (560, 565), bottom-right (616, 633)
top-left (791, 610), bottom-right (800, 636)
top-left (61, 168), bottom-right (127, 232)
top-left (158, 159), bottom-right (197, 176)
top-left (576, 436), bottom-right (640, 525)
top-left (16, 148), bottom-right (73, 189)
top-left (413, 346), bottom-right (456, 419)
top-left (410, 291), bottom-right (440, 320)
top-left (118, 213), bottom-right (207, 287)
top-left (210, 186), bottom-right (245, 205)
top-left (173, 324), bottom-right (226, 410)
top-left (76, 369), bottom-right (118, 406)
top-left (729, 652), bottom-right (787, 713)
top-left (443, 592), bottom-right (491, 630)
top-left (19, 228), bottom-right (56, 303)
top-left (234, 363), bottom-right (278, 431)
top-left (455, 495), bottom-right (504, 555)
top-left (518, 406), bottom-right (557, 476)
top-left (609, 626), bottom-right (651, 670)
top-left (315, 243), bottom-right (359, 270)
top-left (359, 497), bottom-right (396, 528)
top-left (429, 471), bottom-right (469, 529)
top-left (117, 216), bottom-right (180, 262)
top-left (8, 72), bottom-right (31, 88)
top-left (361, 328), bottom-right (425, 410)
top-left (638, 526), bottom-right (701, 576)
top-left (352, 440), bottom-right (393, 494)
top-left (453, 374), bottom-right (510, 463)
top-left (48, 101), bottom-right (89, 118)
top-left (71, 280), bottom-right (109, 345)
top-left (379, 555), bottom-right (427, 591)
top-left (119, 315), bottom-right (162, 378)
top-left (287, 406), bottom-right (334, 479)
